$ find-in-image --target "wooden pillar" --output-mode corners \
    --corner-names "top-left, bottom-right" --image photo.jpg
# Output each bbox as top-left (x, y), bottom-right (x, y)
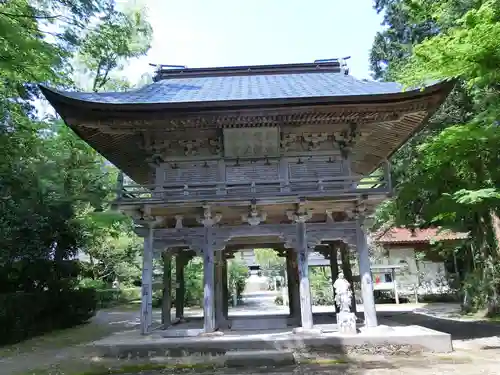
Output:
top-left (215, 250), bottom-right (225, 330)
top-left (222, 255), bottom-right (229, 321)
top-left (162, 252), bottom-right (172, 327)
top-left (202, 225), bottom-right (215, 332)
top-left (340, 242), bottom-right (357, 314)
top-left (357, 218), bottom-right (378, 327)
top-left (392, 267), bottom-right (399, 305)
top-left (329, 243), bottom-right (339, 313)
top-left (140, 226), bottom-right (153, 335)
top-left (286, 250), bottom-right (294, 313)
top-left (175, 252), bottom-right (186, 320)
top-left (287, 249), bottom-right (301, 322)
top-left (296, 219), bottom-right (314, 329)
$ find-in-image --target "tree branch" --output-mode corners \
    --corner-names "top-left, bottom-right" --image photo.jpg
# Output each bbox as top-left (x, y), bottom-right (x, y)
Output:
top-left (0, 11), bottom-right (63, 20)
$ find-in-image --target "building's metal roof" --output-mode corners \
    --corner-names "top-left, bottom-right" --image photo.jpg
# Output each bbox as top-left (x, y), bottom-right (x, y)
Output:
top-left (375, 227), bottom-right (469, 245)
top-left (47, 70), bottom-right (403, 106)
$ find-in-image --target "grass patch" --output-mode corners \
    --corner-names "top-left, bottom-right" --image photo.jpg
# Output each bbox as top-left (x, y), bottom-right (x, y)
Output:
top-left (457, 309), bottom-right (500, 323)
top-left (15, 359), bottom-right (223, 375)
top-left (298, 358), bottom-right (349, 365)
top-left (0, 322), bottom-right (115, 359)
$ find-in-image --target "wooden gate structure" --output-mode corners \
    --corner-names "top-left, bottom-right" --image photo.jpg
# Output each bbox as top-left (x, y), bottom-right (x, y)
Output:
top-left (41, 60), bottom-right (453, 335)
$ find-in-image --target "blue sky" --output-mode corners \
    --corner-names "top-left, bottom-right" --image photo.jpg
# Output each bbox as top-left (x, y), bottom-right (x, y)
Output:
top-left (124, 0), bottom-right (385, 82)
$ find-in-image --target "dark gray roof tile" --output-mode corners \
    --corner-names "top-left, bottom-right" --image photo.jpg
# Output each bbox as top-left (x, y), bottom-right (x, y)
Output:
top-left (56, 72), bottom-right (403, 105)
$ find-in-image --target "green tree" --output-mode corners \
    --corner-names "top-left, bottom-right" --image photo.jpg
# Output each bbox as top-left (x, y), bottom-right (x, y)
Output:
top-left (370, 0), bottom-right (500, 313)
top-left (254, 248), bottom-right (284, 279)
top-left (0, 0), bottom-right (152, 285)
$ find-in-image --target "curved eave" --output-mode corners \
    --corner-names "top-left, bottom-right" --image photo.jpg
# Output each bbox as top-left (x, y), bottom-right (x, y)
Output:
top-left (39, 80), bottom-right (454, 114)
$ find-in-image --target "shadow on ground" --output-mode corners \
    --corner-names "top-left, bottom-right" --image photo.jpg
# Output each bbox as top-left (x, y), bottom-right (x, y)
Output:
top-left (376, 310), bottom-right (500, 340)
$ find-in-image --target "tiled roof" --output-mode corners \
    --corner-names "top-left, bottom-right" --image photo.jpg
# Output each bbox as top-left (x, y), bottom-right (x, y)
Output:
top-left (50, 71), bottom-right (403, 105)
top-left (375, 227), bottom-right (469, 244)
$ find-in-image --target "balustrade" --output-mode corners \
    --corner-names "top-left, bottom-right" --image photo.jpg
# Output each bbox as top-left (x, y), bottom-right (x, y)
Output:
top-left (116, 169), bottom-right (392, 203)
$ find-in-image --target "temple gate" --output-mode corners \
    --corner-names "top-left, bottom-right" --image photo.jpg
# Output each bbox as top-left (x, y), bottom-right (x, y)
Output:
top-left (41, 59), bottom-right (453, 335)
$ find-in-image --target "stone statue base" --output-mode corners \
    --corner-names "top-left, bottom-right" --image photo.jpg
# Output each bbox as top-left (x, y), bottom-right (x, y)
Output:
top-left (337, 312), bottom-right (357, 334)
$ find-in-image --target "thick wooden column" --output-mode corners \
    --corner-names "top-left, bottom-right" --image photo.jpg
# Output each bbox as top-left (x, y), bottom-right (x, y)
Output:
top-left (286, 250), bottom-right (294, 313)
top-left (296, 219), bottom-right (314, 330)
top-left (200, 206), bottom-right (219, 333)
top-left (175, 252), bottom-right (186, 320)
top-left (357, 219), bottom-right (378, 327)
top-left (202, 225), bottom-right (215, 333)
top-left (340, 242), bottom-right (357, 314)
top-left (329, 243), bottom-right (339, 313)
top-left (140, 226), bottom-right (153, 335)
top-left (215, 250), bottom-right (225, 330)
top-left (287, 249), bottom-right (301, 322)
top-left (162, 252), bottom-right (172, 327)
top-left (222, 255), bottom-right (229, 321)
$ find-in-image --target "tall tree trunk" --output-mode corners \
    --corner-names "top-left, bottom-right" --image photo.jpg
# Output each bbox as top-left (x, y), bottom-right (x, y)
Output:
top-left (490, 210), bottom-right (500, 254)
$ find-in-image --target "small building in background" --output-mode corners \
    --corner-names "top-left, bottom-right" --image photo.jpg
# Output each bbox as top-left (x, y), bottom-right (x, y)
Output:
top-left (373, 227), bottom-right (469, 296)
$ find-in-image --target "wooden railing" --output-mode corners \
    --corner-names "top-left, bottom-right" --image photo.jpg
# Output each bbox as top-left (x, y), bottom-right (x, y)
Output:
top-left (116, 172), bottom-right (392, 203)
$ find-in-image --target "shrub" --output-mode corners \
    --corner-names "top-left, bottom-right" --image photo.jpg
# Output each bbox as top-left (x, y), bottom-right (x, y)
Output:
top-left (95, 287), bottom-right (141, 308)
top-left (80, 277), bottom-right (107, 290)
top-left (228, 259), bottom-right (247, 304)
top-left (275, 295), bottom-right (284, 305)
top-left (420, 293), bottom-right (460, 303)
top-left (310, 268), bottom-right (334, 306)
top-left (0, 288), bottom-right (97, 345)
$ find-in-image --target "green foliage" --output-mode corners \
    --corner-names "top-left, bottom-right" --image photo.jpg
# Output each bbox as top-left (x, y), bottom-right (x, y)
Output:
top-left (0, 288), bottom-right (97, 345)
top-left (95, 287), bottom-right (140, 308)
top-left (183, 258), bottom-right (204, 307)
top-left (371, 0), bottom-right (500, 312)
top-left (0, 259), bottom-right (81, 293)
top-left (228, 259), bottom-right (248, 303)
top-left (309, 268), bottom-right (334, 306)
top-left (75, 2), bottom-right (152, 91)
top-left (0, 0), bottom-right (154, 347)
top-left (254, 248), bottom-right (284, 279)
top-left (79, 277), bottom-right (107, 289)
top-left (152, 257), bottom-right (248, 309)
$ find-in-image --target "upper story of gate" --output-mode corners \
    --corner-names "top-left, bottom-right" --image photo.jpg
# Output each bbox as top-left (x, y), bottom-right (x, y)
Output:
top-left (40, 60), bottom-right (453, 209)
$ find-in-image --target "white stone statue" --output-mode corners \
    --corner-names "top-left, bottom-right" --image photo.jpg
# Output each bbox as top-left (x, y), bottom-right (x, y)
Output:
top-left (334, 272), bottom-right (352, 312)
top-left (334, 272), bottom-right (357, 334)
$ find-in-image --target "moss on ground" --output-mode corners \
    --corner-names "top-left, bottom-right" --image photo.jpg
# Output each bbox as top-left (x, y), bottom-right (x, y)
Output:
top-left (16, 360), bottom-right (223, 375)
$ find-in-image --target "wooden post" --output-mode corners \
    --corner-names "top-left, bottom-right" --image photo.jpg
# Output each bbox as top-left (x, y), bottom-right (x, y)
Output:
top-left (222, 255), bottom-right (229, 321)
top-left (140, 226), bottom-right (153, 335)
top-left (296, 219), bottom-right (314, 330)
top-left (392, 267), bottom-right (399, 305)
top-left (287, 249), bottom-right (301, 322)
top-left (329, 243), bottom-right (339, 313)
top-left (162, 252), bottom-right (172, 327)
top-left (202, 225), bottom-right (216, 333)
top-left (286, 250), bottom-right (294, 313)
top-left (340, 242), bottom-right (357, 314)
top-left (215, 250), bottom-right (224, 330)
top-left (356, 219), bottom-right (378, 328)
top-left (116, 171), bottom-right (124, 200)
top-left (175, 252), bottom-right (186, 320)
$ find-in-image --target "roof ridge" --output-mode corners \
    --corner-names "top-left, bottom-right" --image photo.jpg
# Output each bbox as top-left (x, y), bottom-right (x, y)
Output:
top-left (152, 61), bottom-right (343, 81)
